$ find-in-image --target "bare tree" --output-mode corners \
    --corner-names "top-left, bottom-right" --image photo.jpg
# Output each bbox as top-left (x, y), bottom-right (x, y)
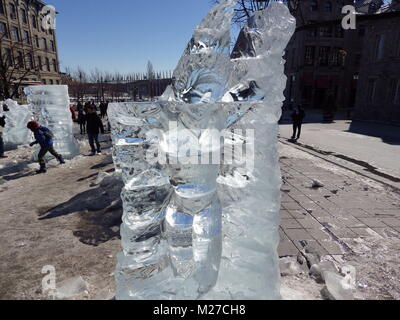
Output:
top-left (0, 31), bottom-right (41, 100)
top-left (64, 66), bottom-right (89, 102)
top-left (147, 61), bottom-right (155, 80)
top-left (213, 0), bottom-right (300, 25)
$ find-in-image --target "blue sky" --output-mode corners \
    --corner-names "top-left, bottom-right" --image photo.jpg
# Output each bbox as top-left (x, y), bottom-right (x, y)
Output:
top-left (50, 0), bottom-right (213, 74)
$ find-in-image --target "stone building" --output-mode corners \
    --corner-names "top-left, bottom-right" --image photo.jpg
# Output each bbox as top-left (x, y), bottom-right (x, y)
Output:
top-left (353, 9), bottom-right (400, 124)
top-left (0, 0), bottom-right (61, 98)
top-left (283, 0), bottom-right (358, 111)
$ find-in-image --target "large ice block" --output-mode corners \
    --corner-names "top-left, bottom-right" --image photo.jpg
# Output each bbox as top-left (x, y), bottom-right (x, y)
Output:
top-left (24, 85), bottom-right (80, 159)
top-left (112, 1), bottom-right (295, 300)
top-left (1, 99), bottom-right (33, 149)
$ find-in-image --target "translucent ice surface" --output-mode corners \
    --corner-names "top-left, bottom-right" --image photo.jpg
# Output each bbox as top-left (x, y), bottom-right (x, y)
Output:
top-left (112, 1), bottom-right (295, 300)
top-left (1, 99), bottom-right (33, 149)
top-left (24, 85), bottom-right (80, 159)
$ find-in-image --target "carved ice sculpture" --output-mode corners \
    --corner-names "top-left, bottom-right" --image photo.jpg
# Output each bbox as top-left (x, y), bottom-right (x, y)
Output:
top-left (1, 99), bottom-right (33, 149)
top-left (111, 0), bottom-right (295, 300)
top-left (24, 85), bottom-right (80, 159)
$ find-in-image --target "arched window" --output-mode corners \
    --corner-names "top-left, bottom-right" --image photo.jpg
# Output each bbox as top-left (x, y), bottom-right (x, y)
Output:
top-left (310, 0), bottom-right (318, 12)
top-left (325, 1), bottom-right (333, 13)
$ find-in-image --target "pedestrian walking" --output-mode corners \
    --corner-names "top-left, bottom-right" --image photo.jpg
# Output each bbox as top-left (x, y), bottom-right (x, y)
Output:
top-left (0, 114), bottom-right (6, 159)
top-left (291, 105), bottom-right (305, 142)
top-left (0, 104), bottom-right (9, 158)
top-left (100, 102), bottom-right (107, 119)
top-left (27, 121), bottom-right (65, 174)
top-left (85, 107), bottom-right (105, 156)
top-left (77, 108), bottom-right (87, 135)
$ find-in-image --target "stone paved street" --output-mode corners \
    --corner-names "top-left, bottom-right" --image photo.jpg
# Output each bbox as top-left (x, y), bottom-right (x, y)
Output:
top-left (278, 143), bottom-right (400, 260)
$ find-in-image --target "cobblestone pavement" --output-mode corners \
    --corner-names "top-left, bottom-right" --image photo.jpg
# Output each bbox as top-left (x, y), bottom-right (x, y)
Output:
top-left (278, 146), bottom-right (400, 263)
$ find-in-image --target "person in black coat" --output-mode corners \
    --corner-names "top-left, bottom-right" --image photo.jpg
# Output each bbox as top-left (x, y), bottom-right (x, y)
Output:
top-left (0, 104), bottom-right (9, 158)
top-left (85, 107), bottom-right (105, 155)
top-left (291, 105), bottom-right (306, 141)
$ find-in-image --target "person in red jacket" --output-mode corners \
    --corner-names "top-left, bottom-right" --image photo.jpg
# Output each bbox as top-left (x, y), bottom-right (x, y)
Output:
top-left (70, 105), bottom-right (77, 122)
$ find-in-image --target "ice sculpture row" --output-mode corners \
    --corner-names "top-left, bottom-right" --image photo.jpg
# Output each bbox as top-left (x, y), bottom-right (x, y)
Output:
top-left (1, 99), bottom-right (33, 149)
top-left (110, 0), bottom-right (295, 300)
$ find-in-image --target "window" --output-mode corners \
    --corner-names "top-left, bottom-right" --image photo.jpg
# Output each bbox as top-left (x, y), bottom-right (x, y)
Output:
top-left (49, 79), bottom-right (54, 85)
top-left (318, 46), bottom-right (330, 66)
top-left (319, 26), bottom-right (333, 37)
top-left (11, 26), bottom-right (20, 41)
top-left (36, 56), bottom-right (42, 70)
top-left (302, 86), bottom-right (313, 102)
top-left (310, 0), bottom-right (318, 12)
top-left (0, 21), bottom-right (7, 38)
top-left (20, 8), bottom-right (27, 24)
top-left (330, 48), bottom-right (346, 67)
top-left (26, 53), bottom-right (33, 69)
top-left (395, 80), bottom-right (400, 104)
top-left (354, 53), bottom-right (362, 67)
top-left (34, 35), bottom-right (39, 47)
top-left (291, 48), bottom-right (296, 68)
top-left (32, 15), bottom-right (37, 29)
top-left (334, 24), bottom-right (344, 38)
top-left (52, 59), bottom-right (57, 72)
top-left (307, 28), bottom-right (317, 38)
top-left (50, 40), bottom-right (55, 52)
top-left (367, 79), bottom-right (377, 101)
top-left (46, 57), bottom-right (50, 71)
top-left (42, 38), bottom-right (47, 50)
top-left (17, 51), bottom-right (24, 68)
top-left (56, 80), bottom-right (60, 84)
top-left (389, 79), bottom-right (400, 104)
top-left (324, 1), bottom-right (333, 12)
top-left (0, 1), bottom-right (4, 14)
top-left (358, 26), bottom-right (365, 37)
top-left (23, 30), bottom-right (30, 44)
top-left (374, 34), bottom-right (385, 60)
top-left (9, 3), bottom-right (16, 19)
top-left (5, 48), bottom-right (12, 66)
top-left (305, 46), bottom-right (315, 66)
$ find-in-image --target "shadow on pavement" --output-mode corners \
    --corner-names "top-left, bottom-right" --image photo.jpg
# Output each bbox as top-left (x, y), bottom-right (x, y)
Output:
top-left (347, 121), bottom-right (400, 146)
top-left (39, 181), bottom-right (123, 246)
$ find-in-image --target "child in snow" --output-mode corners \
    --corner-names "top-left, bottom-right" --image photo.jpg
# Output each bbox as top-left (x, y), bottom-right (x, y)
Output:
top-left (27, 121), bottom-right (65, 174)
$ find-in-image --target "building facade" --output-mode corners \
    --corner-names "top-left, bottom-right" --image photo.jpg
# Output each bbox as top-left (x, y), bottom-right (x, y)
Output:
top-left (284, 0), bottom-right (400, 124)
top-left (0, 0), bottom-right (61, 98)
top-left (353, 10), bottom-right (400, 124)
top-left (284, 0), bottom-right (357, 111)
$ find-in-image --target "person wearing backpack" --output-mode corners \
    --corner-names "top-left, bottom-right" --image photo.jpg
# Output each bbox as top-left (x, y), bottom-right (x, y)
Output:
top-left (27, 121), bottom-right (65, 174)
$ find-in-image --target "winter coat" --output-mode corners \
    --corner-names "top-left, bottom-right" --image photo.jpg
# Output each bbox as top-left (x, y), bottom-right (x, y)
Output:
top-left (77, 111), bottom-right (86, 124)
top-left (0, 115), bottom-right (5, 133)
top-left (291, 109), bottom-right (305, 124)
top-left (85, 113), bottom-right (104, 135)
top-left (32, 126), bottom-right (54, 148)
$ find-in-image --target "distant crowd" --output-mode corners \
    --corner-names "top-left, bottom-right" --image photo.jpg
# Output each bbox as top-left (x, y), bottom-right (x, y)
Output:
top-left (0, 100), bottom-right (112, 174)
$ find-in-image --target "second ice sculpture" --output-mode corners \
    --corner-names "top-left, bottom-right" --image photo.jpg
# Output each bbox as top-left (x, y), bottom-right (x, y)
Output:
top-left (24, 85), bottom-right (80, 159)
top-left (111, 0), bottom-right (295, 300)
top-left (2, 99), bottom-right (33, 149)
